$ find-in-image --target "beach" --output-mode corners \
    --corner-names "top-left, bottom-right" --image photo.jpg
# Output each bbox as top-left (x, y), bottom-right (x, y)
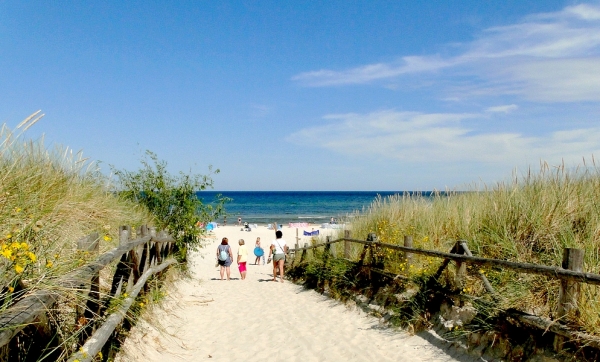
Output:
top-left (116, 224), bottom-right (472, 361)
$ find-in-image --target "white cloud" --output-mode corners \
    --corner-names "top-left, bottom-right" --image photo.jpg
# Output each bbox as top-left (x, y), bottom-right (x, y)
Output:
top-left (485, 104), bottom-right (518, 113)
top-left (292, 3), bottom-right (600, 102)
top-left (287, 110), bottom-right (600, 166)
top-left (292, 56), bottom-right (453, 86)
top-left (505, 58), bottom-right (600, 102)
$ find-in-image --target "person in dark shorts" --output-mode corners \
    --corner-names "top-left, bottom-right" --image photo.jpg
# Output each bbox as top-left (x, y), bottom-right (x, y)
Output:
top-left (216, 237), bottom-right (233, 280)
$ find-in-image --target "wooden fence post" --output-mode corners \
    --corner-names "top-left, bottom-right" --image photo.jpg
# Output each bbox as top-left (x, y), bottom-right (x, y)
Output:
top-left (454, 241), bottom-right (467, 289)
top-left (109, 227), bottom-right (131, 298)
top-left (357, 234), bottom-right (374, 268)
top-left (76, 232), bottom-right (100, 339)
top-left (300, 243), bottom-right (308, 263)
top-left (344, 230), bottom-right (351, 259)
top-left (554, 248), bottom-right (584, 352)
top-left (403, 235), bottom-right (413, 270)
top-left (138, 225), bottom-right (149, 274)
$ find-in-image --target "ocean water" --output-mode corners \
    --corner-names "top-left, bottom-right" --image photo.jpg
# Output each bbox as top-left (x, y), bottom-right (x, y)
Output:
top-left (196, 191), bottom-right (425, 225)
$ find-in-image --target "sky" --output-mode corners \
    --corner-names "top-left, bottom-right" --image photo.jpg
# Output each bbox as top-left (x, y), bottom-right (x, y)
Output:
top-left (1, 1), bottom-right (599, 191)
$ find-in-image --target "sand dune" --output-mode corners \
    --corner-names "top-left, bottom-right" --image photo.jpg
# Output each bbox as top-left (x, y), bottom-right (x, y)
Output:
top-left (116, 225), bottom-right (474, 361)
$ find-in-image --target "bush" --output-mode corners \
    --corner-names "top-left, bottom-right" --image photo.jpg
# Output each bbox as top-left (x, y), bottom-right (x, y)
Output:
top-left (111, 150), bottom-right (228, 253)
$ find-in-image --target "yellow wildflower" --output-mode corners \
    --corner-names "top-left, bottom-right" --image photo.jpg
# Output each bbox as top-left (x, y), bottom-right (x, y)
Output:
top-left (14, 207), bottom-right (22, 213)
top-left (103, 235), bottom-right (112, 241)
top-left (8, 286), bottom-right (14, 293)
top-left (139, 302), bottom-right (145, 307)
top-left (14, 265), bottom-right (24, 273)
top-left (97, 351), bottom-right (103, 359)
top-left (21, 242), bottom-right (28, 250)
top-left (27, 252), bottom-right (36, 262)
top-left (46, 261), bottom-right (53, 268)
top-left (2, 249), bottom-right (12, 259)
top-left (6, 234), bottom-right (12, 239)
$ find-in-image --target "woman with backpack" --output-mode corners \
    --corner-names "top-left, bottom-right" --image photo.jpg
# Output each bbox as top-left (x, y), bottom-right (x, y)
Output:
top-left (216, 237), bottom-right (233, 280)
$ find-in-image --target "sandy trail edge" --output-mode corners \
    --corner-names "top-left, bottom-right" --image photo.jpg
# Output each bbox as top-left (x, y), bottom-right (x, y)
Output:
top-left (116, 225), bottom-right (477, 362)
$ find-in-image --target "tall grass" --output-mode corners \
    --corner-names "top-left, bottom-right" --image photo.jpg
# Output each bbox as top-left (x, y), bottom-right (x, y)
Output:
top-left (343, 160), bottom-right (600, 335)
top-left (0, 112), bottom-right (153, 358)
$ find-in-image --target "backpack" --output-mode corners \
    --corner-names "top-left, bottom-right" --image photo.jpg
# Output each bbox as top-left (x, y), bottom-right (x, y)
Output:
top-left (218, 246), bottom-right (229, 261)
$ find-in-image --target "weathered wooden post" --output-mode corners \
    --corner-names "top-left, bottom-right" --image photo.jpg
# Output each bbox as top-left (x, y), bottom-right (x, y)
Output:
top-left (454, 241), bottom-right (467, 289)
top-left (403, 235), bottom-right (413, 270)
top-left (300, 243), bottom-right (308, 263)
top-left (357, 233), bottom-right (374, 268)
top-left (344, 230), bottom-right (351, 259)
top-left (76, 232), bottom-right (100, 337)
top-left (138, 225), bottom-right (149, 273)
top-left (554, 248), bottom-right (584, 352)
top-left (109, 227), bottom-right (131, 298)
top-left (324, 236), bottom-right (331, 259)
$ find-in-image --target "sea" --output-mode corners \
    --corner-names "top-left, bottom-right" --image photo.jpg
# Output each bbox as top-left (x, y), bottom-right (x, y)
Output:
top-left (196, 191), bottom-right (436, 225)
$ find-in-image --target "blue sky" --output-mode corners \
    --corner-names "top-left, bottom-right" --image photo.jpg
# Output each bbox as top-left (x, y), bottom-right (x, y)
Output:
top-left (1, 1), bottom-right (599, 191)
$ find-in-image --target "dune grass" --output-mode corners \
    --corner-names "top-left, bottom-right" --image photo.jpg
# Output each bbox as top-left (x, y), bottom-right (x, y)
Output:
top-left (328, 161), bottom-right (600, 335)
top-left (0, 113), bottom-right (154, 358)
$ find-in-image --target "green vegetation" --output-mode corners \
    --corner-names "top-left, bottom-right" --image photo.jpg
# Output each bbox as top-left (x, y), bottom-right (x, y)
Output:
top-left (0, 112), bottom-right (223, 360)
top-left (292, 162), bottom-right (600, 338)
top-left (111, 150), bottom-right (228, 257)
top-left (0, 115), bottom-right (152, 304)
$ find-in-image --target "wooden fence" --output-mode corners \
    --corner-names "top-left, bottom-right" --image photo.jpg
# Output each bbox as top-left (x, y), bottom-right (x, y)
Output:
top-left (289, 231), bottom-right (600, 352)
top-left (0, 225), bottom-right (177, 362)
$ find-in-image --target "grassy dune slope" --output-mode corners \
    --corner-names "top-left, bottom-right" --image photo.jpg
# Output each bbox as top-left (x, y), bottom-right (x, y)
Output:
top-left (0, 116), bottom-right (153, 357)
top-left (343, 162), bottom-right (600, 335)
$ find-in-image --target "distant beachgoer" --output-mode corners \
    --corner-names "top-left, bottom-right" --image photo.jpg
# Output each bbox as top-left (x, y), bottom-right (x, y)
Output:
top-left (237, 239), bottom-right (248, 280)
top-left (224, 216), bottom-right (227, 226)
top-left (269, 230), bottom-right (288, 283)
top-left (238, 217), bottom-right (242, 226)
top-left (330, 217), bottom-right (335, 224)
top-left (216, 237), bottom-right (233, 281)
top-left (254, 237), bottom-right (264, 265)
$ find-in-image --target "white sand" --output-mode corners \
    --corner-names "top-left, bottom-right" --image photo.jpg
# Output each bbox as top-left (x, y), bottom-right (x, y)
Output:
top-left (116, 225), bottom-right (473, 362)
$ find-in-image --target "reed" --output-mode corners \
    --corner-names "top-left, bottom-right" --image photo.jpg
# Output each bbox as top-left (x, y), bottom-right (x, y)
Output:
top-left (0, 113), bottom-right (153, 358)
top-left (343, 160), bottom-right (600, 335)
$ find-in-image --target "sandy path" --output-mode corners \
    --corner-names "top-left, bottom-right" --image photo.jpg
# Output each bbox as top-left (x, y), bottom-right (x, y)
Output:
top-left (116, 225), bottom-right (476, 362)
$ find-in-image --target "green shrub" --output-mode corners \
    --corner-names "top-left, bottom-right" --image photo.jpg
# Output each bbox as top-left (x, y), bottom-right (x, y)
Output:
top-left (111, 150), bottom-right (228, 254)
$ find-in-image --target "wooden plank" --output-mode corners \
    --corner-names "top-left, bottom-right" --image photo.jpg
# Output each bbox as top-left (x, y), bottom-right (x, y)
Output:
top-left (348, 239), bottom-right (600, 285)
top-left (67, 259), bottom-right (177, 362)
top-left (291, 237), bottom-right (600, 285)
top-left (508, 308), bottom-right (600, 350)
top-left (0, 234), bottom-right (158, 348)
top-left (459, 241), bottom-right (498, 298)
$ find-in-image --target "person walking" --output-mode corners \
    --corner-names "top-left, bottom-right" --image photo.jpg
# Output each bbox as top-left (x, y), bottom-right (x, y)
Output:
top-left (268, 230), bottom-right (288, 283)
top-left (237, 239), bottom-right (248, 280)
top-left (216, 237), bottom-right (233, 281)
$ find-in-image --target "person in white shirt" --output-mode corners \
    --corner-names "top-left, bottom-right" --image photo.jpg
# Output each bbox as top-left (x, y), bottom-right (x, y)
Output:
top-left (269, 230), bottom-right (288, 283)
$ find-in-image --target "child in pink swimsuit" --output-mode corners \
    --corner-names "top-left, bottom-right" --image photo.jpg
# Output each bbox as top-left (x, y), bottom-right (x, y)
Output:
top-left (237, 239), bottom-right (248, 280)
